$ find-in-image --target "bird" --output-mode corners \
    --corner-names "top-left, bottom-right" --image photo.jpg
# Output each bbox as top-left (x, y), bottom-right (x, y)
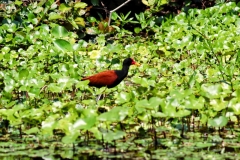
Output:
top-left (81, 58), bottom-right (140, 88)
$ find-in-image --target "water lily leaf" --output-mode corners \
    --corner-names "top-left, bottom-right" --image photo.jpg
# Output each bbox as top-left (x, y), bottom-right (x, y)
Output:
top-left (59, 3), bottom-right (72, 12)
top-left (14, 32), bottom-right (25, 43)
top-left (149, 97), bottom-right (161, 111)
top-left (115, 92), bottom-right (132, 104)
top-left (135, 99), bottom-right (150, 112)
top-left (52, 26), bottom-right (68, 38)
top-left (5, 33), bottom-right (13, 42)
top-left (89, 127), bottom-right (102, 139)
top-left (24, 127), bottom-right (39, 135)
top-left (76, 80), bottom-right (89, 88)
top-left (195, 142), bottom-right (214, 148)
top-left (42, 115), bottom-right (59, 135)
top-left (6, 23), bottom-right (17, 33)
top-left (229, 98), bottom-right (240, 115)
top-left (134, 27), bottom-right (141, 34)
top-left (142, 0), bottom-right (149, 6)
top-left (48, 83), bottom-right (63, 92)
top-left (184, 96), bottom-right (205, 110)
top-left (75, 17), bottom-right (85, 27)
top-left (57, 77), bottom-right (72, 89)
top-left (102, 130), bottom-right (126, 142)
top-left (15, 0), bottom-right (23, 6)
top-left (0, 36), bottom-right (3, 44)
top-left (48, 12), bottom-right (64, 20)
top-left (82, 108), bottom-right (97, 117)
top-left (62, 132), bottom-right (79, 144)
top-left (98, 107), bottom-right (129, 122)
top-left (74, 2), bottom-right (87, 8)
top-left (152, 112), bottom-right (167, 118)
top-left (28, 87), bottom-right (40, 98)
top-left (53, 39), bottom-right (73, 52)
top-left (132, 77), bottom-right (152, 88)
top-left (210, 98), bottom-right (227, 111)
top-left (88, 50), bottom-right (100, 59)
top-left (73, 116), bottom-right (96, 130)
top-left (201, 83), bottom-right (222, 99)
top-left (4, 79), bottom-right (15, 92)
top-left (175, 110), bottom-right (191, 117)
top-left (208, 116), bottom-right (228, 128)
top-left (28, 12), bottom-right (35, 21)
top-left (19, 69), bottom-right (29, 79)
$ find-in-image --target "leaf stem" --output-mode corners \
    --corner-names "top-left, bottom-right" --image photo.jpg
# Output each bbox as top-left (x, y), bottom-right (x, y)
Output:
top-left (108, 0), bottom-right (132, 26)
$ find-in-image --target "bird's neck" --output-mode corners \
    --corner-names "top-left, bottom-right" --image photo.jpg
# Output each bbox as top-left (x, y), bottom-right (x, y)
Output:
top-left (121, 65), bottom-right (130, 74)
top-left (115, 65), bottom-right (130, 80)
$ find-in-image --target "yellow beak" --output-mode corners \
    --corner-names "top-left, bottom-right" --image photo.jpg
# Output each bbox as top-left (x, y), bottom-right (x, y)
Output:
top-left (134, 62), bottom-right (140, 66)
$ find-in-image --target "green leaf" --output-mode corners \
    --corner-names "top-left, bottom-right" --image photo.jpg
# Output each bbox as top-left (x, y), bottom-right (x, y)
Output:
top-left (19, 69), bottom-right (29, 79)
top-left (135, 97), bottom-right (161, 112)
top-left (102, 130), bottom-right (126, 142)
top-left (6, 23), bottom-right (17, 33)
top-left (132, 77), bottom-right (154, 87)
top-left (53, 39), bottom-right (73, 52)
top-left (210, 98), bottom-right (227, 111)
top-left (208, 116), bottom-right (228, 128)
top-left (76, 80), bottom-right (89, 88)
top-left (73, 116), bottom-right (96, 130)
top-left (111, 12), bottom-right (118, 20)
top-left (152, 112), bottom-right (167, 118)
top-left (58, 77), bottom-right (74, 89)
top-left (74, 2), bottom-right (88, 8)
top-left (142, 0), bottom-right (149, 6)
top-left (75, 17), bottom-right (85, 27)
top-left (98, 107), bottom-right (129, 122)
top-left (229, 98), bottom-right (240, 115)
top-left (14, 32), bottom-right (25, 43)
top-left (45, 0), bottom-right (55, 7)
top-left (82, 108), bottom-right (97, 117)
top-left (62, 133), bottom-right (79, 144)
top-left (48, 12), bottom-right (64, 20)
top-left (28, 13), bottom-right (35, 21)
top-left (201, 84), bottom-right (222, 99)
top-left (149, 97), bottom-right (161, 111)
top-left (24, 127), bottom-right (39, 135)
top-left (52, 26), bottom-right (68, 38)
top-left (184, 96), bottom-right (205, 110)
top-left (176, 110), bottom-right (191, 117)
top-left (59, 3), bottom-right (72, 12)
top-left (42, 115), bottom-right (58, 135)
top-left (88, 17), bottom-right (97, 23)
top-left (15, 0), bottom-right (23, 6)
top-left (48, 83), bottom-right (63, 92)
top-left (195, 142), bottom-right (213, 149)
top-left (115, 92), bottom-right (132, 104)
top-left (0, 36), bottom-right (3, 44)
top-left (134, 27), bottom-right (141, 34)
top-left (28, 87), bottom-right (41, 98)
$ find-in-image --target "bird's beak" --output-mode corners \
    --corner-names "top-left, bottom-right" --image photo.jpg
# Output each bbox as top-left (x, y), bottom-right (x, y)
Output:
top-left (133, 62), bottom-right (140, 66)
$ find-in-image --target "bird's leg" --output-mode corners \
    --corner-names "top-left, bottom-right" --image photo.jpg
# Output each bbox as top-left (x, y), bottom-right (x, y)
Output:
top-left (96, 87), bottom-right (107, 102)
top-left (96, 94), bottom-right (103, 102)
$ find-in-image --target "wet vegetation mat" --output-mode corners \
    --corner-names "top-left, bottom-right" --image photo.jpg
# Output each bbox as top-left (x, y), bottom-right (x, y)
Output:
top-left (0, 128), bottom-right (240, 159)
top-left (1, 0), bottom-right (240, 159)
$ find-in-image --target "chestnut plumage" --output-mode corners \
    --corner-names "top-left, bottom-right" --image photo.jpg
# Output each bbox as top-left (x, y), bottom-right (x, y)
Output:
top-left (81, 58), bottom-right (140, 88)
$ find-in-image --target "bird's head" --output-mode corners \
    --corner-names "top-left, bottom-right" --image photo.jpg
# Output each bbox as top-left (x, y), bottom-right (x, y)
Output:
top-left (124, 58), bottom-right (140, 66)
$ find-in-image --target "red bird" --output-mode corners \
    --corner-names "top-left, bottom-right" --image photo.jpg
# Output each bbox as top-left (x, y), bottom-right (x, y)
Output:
top-left (82, 58), bottom-right (140, 88)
